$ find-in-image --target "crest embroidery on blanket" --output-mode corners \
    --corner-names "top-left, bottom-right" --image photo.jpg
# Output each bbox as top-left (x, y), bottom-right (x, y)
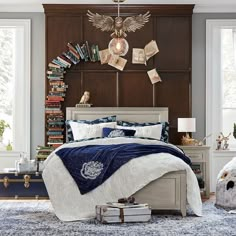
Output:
top-left (81, 161), bottom-right (104, 179)
top-left (108, 129), bottom-right (125, 138)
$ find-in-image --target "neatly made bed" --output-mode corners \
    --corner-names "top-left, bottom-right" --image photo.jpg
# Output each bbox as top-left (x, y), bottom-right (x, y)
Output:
top-left (42, 107), bottom-right (202, 221)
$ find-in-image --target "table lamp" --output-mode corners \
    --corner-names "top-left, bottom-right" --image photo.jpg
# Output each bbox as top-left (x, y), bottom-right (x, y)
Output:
top-left (178, 118), bottom-right (196, 145)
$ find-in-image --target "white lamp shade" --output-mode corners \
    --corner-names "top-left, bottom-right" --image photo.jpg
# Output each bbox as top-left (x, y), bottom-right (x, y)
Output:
top-left (178, 118), bottom-right (196, 132)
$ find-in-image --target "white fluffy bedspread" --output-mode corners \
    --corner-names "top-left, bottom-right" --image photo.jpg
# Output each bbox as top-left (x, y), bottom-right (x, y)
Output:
top-left (43, 137), bottom-right (202, 221)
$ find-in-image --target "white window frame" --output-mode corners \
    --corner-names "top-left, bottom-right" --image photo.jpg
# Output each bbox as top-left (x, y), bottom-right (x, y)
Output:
top-left (206, 19), bottom-right (236, 148)
top-left (0, 19), bottom-right (31, 159)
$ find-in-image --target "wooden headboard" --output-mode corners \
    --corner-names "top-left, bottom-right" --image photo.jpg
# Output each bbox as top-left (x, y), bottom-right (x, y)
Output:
top-left (44, 4), bottom-right (193, 144)
top-left (66, 107), bottom-right (168, 122)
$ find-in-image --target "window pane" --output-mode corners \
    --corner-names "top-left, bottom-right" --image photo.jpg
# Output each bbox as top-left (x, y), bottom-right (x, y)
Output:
top-left (222, 29), bottom-right (236, 108)
top-left (222, 109), bottom-right (236, 148)
top-left (0, 28), bottom-right (15, 147)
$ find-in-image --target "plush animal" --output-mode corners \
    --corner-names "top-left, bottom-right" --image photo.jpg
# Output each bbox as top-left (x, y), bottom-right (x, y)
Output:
top-left (215, 157), bottom-right (236, 210)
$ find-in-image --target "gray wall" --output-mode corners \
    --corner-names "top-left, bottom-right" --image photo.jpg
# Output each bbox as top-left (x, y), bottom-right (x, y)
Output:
top-left (0, 13), bottom-right (45, 157)
top-left (0, 12), bottom-right (235, 157)
top-left (192, 13), bottom-right (236, 140)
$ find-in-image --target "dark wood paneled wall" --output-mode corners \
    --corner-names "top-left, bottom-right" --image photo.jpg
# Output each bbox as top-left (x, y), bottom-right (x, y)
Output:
top-left (44, 4), bottom-right (194, 144)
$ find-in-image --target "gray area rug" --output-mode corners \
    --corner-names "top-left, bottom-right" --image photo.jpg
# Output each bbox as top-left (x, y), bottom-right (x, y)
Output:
top-left (0, 201), bottom-right (235, 236)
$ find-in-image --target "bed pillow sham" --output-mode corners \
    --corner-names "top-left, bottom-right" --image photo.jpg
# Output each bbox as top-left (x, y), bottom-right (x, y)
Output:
top-left (102, 127), bottom-right (136, 138)
top-left (69, 122), bottom-right (116, 141)
top-left (117, 120), bottom-right (169, 142)
top-left (66, 116), bottom-right (116, 141)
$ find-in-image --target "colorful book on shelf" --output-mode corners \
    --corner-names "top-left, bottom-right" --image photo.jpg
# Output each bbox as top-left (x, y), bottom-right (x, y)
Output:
top-left (90, 44), bottom-right (96, 62)
top-left (45, 100), bottom-right (61, 104)
top-left (45, 110), bottom-right (63, 114)
top-left (47, 131), bottom-right (63, 135)
top-left (48, 92), bottom-right (66, 96)
top-left (95, 45), bottom-right (100, 61)
top-left (45, 106), bottom-right (61, 110)
top-left (48, 62), bottom-right (61, 69)
top-left (67, 42), bottom-right (79, 56)
top-left (46, 106), bottom-right (61, 109)
top-left (47, 96), bottom-right (64, 101)
top-left (48, 126), bottom-right (64, 131)
top-left (48, 78), bottom-right (63, 81)
top-left (57, 56), bottom-right (72, 68)
top-left (46, 114), bottom-right (64, 119)
top-left (75, 44), bottom-right (85, 60)
top-left (47, 121), bottom-right (64, 125)
top-left (63, 51), bottom-right (80, 65)
top-left (68, 49), bottom-right (80, 61)
top-left (81, 44), bottom-right (89, 62)
top-left (85, 41), bottom-right (92, 61)
top-left (52, 59), bottom-right (68, 68)
top-left (47, 70), bottom-right (65, 75)
top-left (49, 81), bottom-right (66, 86)
top-left (47, 73), bottom-right (64, 78)
top-left (47, 143), bottom-right (63, 148)
top-left (48, 135), bottom-right (64, 139)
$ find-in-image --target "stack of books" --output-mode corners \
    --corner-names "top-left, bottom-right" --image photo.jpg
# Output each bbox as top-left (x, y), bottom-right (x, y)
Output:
top-left (66, 41), bottom-right (100, 63)
top-left (45, 41), bottom-right (101, 147)
top-left (35, 145), bottom-right (54, 172)
top-left (36, 145), bottom-right (54, 161)
top-left (45, 63), bottom-right (68, 148)
top-left (96, 203), bottom-right (151, 224)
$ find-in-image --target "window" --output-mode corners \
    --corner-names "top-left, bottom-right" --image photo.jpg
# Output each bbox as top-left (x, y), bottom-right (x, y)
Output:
top-left (0, 19), bottom-right (30, 156)
top-left (206, 20), bottom-right (236, 149)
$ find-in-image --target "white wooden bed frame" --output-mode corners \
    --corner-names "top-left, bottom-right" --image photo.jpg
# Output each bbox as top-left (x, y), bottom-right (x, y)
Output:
top-left (66, 107), bottom-right (187, 216)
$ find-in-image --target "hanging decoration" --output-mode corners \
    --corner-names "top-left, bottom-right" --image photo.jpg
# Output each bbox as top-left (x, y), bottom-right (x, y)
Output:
top-left (87, 0), bottom-right (150, 56)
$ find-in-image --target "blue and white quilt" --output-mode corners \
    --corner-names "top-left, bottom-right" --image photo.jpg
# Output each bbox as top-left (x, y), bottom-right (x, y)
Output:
top-left (43, 137), bottom-right (202, 221)
top-left (56, 143), bottom-right (191, 194)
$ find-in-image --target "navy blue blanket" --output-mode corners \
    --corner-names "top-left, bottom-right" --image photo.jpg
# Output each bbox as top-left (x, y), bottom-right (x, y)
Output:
top-left (56, 143), bottom-right (191, 194)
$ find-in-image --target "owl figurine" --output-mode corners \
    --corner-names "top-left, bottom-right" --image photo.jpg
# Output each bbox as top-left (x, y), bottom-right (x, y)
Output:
top-left (79, 91), bottom-right (90, 104)
top-left (87, 10), bottom-right (150, 38)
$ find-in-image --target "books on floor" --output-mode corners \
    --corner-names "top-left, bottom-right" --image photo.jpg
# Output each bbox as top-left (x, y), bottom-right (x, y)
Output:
top-left (96, 203), bottom-right (151, 223)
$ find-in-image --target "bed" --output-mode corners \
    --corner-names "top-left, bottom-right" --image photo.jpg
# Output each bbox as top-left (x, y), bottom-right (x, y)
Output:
top-left (42, 107), bottom-right (202, 221)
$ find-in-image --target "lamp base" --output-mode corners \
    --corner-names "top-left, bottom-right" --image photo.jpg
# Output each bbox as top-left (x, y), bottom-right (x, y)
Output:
top-left (181, 133), bottom-right (196, 146)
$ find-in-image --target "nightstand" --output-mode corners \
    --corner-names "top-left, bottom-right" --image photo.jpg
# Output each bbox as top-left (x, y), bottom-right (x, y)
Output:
top-left (178, 145), bottom-right (210, 198)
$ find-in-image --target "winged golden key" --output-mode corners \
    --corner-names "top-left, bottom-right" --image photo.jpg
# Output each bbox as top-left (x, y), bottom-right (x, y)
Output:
top-left (87, 10), bottom-right (151, 38)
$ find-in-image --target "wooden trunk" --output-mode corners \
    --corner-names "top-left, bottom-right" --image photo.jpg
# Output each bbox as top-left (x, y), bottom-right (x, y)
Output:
top-left (0, 172), bottom-right (48, 199)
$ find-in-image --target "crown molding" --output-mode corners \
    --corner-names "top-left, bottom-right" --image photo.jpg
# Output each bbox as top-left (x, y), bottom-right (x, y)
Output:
top-left (194, 4), bottom-right (236, 13)
top-left (1, 3), bottom-right (236, 13)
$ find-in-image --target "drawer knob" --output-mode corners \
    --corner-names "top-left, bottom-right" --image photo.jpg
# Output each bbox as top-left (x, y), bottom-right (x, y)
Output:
top-left (3, 176), bottom-right (9, 188)
top-left (24, 175), bottom-right (31, 188)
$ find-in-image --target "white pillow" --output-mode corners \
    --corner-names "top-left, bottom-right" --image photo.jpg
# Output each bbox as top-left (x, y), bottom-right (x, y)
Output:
top-left (117, 124), bottom-right (163, 140)
top-left (69, 121), bottom-right (116, 140)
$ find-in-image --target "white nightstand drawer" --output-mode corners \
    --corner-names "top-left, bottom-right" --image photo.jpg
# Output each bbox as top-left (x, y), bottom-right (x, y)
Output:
top-left (186, 152), bottom-right (203, 162)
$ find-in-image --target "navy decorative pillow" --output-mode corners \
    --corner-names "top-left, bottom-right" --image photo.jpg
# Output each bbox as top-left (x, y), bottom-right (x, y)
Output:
top-left (102, 127), bottom-right (136, 138)
top-left (66, 116), bottom-right (117, 142)
top-left (117, 120), bottom-right (169, 143)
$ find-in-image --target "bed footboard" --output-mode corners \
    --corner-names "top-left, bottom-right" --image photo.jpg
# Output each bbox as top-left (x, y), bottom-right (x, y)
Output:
top-left (133, 170), bottom-right (187, 216)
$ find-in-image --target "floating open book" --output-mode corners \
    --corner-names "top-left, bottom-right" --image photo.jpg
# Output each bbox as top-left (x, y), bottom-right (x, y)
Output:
top-left (132, 40), bottom-right (159, 65)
